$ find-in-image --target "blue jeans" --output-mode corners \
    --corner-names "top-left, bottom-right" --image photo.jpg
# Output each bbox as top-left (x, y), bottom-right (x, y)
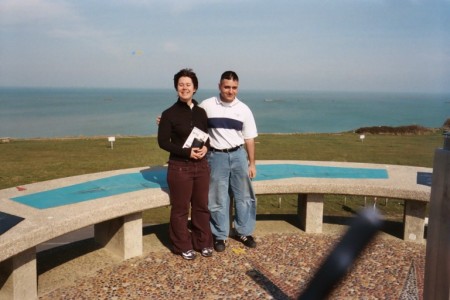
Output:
top-left (207, 147), bottom-right (256, 240)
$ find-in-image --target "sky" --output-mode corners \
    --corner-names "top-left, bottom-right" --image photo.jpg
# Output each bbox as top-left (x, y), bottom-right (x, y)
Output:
top-left (0, 0), bottom-right (449, 93)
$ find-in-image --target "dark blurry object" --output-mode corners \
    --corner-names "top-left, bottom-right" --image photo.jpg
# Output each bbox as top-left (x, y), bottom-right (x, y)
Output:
top-left (299, 208), bottom-right (383, 300)
top-left (192, 138), bottom-right (204, 148)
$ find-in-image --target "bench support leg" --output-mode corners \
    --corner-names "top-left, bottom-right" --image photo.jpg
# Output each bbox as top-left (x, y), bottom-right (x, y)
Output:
top-left (0, 248), bottom-right (37, 300)
top-left (298, 193), bottom-right (324, 233)
top-left (94, 212), bottom-right (143, 260)
top-left (403, 200), bottom-right (426, 243)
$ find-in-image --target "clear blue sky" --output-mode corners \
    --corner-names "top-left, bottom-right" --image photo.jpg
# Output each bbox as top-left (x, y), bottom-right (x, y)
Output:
top-left (1, 0), bottom-right (449, 93)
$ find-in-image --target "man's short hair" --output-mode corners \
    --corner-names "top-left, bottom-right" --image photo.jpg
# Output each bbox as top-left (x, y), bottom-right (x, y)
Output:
top-left (220, 71), bottom-right (239, 82)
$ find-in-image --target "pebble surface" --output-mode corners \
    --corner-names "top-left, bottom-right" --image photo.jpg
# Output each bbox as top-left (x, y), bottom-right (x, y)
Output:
top-left (39, 232), bottom-right (425, 299)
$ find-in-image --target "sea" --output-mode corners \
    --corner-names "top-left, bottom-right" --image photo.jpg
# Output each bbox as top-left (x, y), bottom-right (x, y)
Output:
top-left (0, 87), bottom-right (448, 138)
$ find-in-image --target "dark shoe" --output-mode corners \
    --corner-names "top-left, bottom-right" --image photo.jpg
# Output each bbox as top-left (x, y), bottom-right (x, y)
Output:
top-left (214, 240), bottom-right (226, 252)
top-left (181, 250), bottom-right (197, 260)
top-left (201, 247), bottom-right (213, 257)
top-left (238, 235), bottom-right (257, 248)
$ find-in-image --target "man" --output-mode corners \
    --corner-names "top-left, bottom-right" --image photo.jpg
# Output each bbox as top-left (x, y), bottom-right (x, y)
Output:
top-left (157, 71), bottom-right (258, 251)
top-left (199, 71), bottom-right (258, 252)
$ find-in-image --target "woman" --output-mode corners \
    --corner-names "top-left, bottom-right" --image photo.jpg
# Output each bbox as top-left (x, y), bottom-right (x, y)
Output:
top-left (157, 68), bottom-right (213, 260)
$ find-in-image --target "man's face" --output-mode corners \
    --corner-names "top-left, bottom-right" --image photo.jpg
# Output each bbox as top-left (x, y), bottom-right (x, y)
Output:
top-left (218, 79), bottom-right (238, 103)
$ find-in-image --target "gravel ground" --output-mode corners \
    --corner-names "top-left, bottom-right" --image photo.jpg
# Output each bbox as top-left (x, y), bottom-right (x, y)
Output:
top-left (38, 231), bottom-right (425, 299)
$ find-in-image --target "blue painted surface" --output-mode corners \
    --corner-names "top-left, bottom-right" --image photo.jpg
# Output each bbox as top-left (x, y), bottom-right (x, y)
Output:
top-left (12, 169), bottom-right (168, 210)
top-left (256, 164), bottom-right (388, 180)
top-left (12, 164), bottom-right (388, 209)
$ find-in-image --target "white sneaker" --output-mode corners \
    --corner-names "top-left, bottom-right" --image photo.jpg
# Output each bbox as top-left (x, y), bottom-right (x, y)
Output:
top-left (181, 250), bottom-right (196, 260)
top-left (201, 247), bottom-right (213, 257)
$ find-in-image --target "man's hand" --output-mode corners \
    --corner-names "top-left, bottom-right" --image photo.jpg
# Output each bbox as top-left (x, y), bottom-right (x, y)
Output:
top-left (248, 163), bottom-right (256, 179)
top-left (156, 116), bottom-right (161, 125)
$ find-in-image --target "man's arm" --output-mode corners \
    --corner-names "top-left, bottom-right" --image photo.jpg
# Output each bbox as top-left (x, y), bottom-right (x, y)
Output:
top-left (244, 138), bottom-right (256, 179)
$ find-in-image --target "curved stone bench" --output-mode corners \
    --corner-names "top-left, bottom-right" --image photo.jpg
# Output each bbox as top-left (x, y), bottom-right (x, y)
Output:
top-left (0, 160), bottom-right (432, 299)
top-left (253, 160), bottom-right (431, 243)
top-left (0, 165), bottom-right (170, 300)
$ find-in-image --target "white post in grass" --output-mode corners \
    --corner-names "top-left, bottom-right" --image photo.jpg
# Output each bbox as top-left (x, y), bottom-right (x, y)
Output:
top-left (108, 136), bottom-right (115, 149)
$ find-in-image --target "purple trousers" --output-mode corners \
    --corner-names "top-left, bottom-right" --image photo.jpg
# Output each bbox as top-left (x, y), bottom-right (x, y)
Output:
top-left (167, 159), bottom-right (213, 253)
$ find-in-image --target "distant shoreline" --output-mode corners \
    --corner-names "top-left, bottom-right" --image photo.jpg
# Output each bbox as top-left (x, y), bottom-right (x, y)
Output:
top-left (0, 125), bottom-right (445, 142)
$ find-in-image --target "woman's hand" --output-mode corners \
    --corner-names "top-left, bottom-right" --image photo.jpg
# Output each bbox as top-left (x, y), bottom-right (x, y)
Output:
top-left (190, 146), bottom-right (207, 160)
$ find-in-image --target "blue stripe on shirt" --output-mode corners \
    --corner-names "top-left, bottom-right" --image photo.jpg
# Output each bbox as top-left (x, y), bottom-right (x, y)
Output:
top-left (208, 118), bottom-right (243, 131)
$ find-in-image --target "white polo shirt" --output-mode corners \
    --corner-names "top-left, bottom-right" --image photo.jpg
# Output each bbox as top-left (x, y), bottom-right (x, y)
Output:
top-left (200, 96), bottom-right (258, 150)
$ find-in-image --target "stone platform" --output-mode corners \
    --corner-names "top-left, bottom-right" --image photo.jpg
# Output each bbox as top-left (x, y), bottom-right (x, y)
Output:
top-left (37, 220), bottom-right (425, 299)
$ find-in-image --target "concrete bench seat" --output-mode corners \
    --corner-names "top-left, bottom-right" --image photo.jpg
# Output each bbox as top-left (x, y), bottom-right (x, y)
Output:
top-left (252, 161), bottom-right (431, 243)
top-left (0, 160), bottom-right (432, 299)
top-left (0, 166), bottom-right (170, 299)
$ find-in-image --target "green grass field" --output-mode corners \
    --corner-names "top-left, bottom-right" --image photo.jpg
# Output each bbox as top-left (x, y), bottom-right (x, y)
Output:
top-left (0, 132), bottom-right (443, 224)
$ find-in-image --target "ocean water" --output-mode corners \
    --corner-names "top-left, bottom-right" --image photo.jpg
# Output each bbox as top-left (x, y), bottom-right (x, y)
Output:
top-left (0, 87), bottom-right (448, 138)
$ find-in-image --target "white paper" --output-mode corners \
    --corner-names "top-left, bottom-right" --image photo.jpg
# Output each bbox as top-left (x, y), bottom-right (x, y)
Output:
top-left (182, 127), bottom-right (209, 148)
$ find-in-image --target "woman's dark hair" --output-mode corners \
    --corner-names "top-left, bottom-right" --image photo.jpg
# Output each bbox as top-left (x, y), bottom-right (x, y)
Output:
top-left (220, 70), bottom-right (239, 82)
top-left (173, 68), bottom-right (198, 91)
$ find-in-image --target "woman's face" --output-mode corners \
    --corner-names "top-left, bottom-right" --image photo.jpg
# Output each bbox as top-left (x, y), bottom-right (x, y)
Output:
top-left (177, 76), bottom-right (196, 103)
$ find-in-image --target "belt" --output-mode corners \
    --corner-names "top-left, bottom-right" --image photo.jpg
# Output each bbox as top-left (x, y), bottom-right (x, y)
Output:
top-left (210, 145), bottom-right (242, 153)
